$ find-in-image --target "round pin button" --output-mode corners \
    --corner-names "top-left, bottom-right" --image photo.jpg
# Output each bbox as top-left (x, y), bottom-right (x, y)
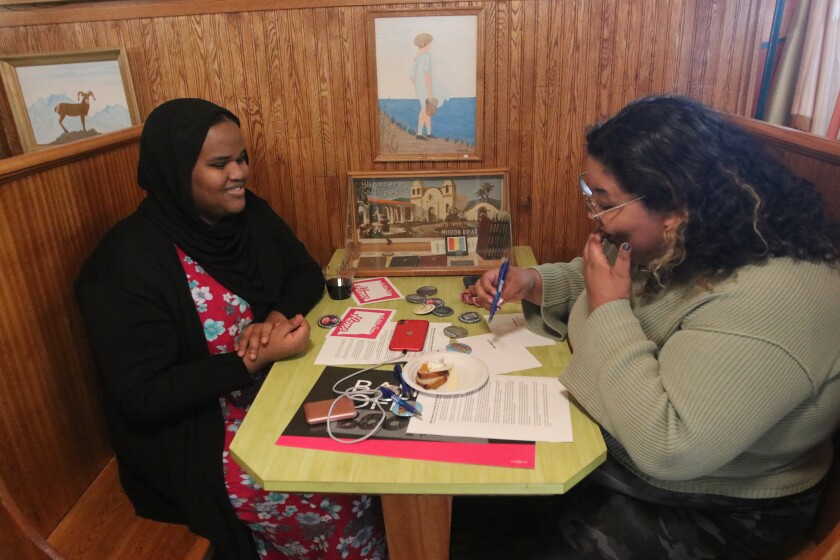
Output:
top-left (405, 293), bottom-right (425, 304)
top-left (413, 303), bottom-right (437, 315)
top-left (317, 314), bottom-right (340, 328)
top-left (446, 342), bottom-right (472, 354)
top-left (443, 326), bottom-right (468, 338)
top-left (458, 311), bottom-right (482, 324)
top-left (432, 305), bottom-right (454, 317)
top-left (391, 400), bottom-right (423, 417)
top-left (416, 285), bottom-right (438, 297)
top-left (424, 297), bottom-right (444, 307)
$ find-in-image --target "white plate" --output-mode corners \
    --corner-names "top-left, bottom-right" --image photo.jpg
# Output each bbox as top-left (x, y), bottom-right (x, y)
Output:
top-left (403, 351), bottom-right (489, 396)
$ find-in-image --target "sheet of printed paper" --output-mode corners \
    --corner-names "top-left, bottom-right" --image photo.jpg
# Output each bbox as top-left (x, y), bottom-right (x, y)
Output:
top-left (329, 308), bottom-right (394, 340)
top-left (406, 376), bottom-right (573, 443)
top-left (484, 313), bottom-right (557, 347)
top-left (458, 333), bottom-right (543, 375)
top-left (351, 277), bottom-right (403, 305)
top-left (315, 322), bottom-right (449, 365)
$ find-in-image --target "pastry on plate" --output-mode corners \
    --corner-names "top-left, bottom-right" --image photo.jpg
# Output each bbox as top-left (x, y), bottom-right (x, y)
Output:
top-left (416, 360), bottom-right (452, 390)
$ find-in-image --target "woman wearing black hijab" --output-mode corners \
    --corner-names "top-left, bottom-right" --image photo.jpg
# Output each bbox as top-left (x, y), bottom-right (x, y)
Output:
top-left (76, 99), bottom-right (387, 559)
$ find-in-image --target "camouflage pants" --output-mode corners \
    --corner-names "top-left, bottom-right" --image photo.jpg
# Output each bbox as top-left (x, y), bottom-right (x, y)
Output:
top-left (451, 456), bottom-right (824, 560)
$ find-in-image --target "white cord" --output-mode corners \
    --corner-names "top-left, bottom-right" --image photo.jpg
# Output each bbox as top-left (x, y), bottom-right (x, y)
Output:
top-left (326, 353), bottom-right (407, 444)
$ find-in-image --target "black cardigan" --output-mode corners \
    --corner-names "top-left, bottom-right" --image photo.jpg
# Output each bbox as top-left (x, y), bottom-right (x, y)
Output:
top-left (75, 202), bottom-right (323, 559)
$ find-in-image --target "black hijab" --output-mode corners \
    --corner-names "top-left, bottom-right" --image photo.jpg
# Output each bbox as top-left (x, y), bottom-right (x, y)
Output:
top-left (137, 98), bottom-right (276, 308)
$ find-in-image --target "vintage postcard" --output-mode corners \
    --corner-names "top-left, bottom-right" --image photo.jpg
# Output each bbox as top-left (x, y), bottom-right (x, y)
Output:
top-left (345, 169), bottom-right (511, 276)
top-left (351, 170), bottom-right (507, 244)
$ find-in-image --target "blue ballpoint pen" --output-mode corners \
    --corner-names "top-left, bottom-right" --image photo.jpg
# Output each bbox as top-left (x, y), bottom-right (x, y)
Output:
top-left (488, 258), bottom-right (510, 323)
top-left (379, 386), bottom-right (423, 418)
top-left (394, 363), bottom-right (412, 398)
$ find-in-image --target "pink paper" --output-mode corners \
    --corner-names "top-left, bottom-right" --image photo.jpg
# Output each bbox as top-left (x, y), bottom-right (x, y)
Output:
top-left (351, 277), bottom-right (402, 305)
top-left (275, 435), bottom-right (535, 469)
top-left (329, 308), bottom-right (394, 340)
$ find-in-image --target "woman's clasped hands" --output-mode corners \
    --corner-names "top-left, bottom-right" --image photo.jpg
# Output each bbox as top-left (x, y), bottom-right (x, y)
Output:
top-left (236, 310), bottom-right (311, 373)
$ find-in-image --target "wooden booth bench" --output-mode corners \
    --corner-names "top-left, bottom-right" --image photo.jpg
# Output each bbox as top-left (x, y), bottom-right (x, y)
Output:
top-left (731, 116), bottom-right (840, 560)
top-left (0, 128), bottom-right (212, 560)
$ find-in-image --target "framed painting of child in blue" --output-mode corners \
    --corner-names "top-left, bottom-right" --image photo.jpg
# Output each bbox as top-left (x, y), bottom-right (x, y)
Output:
top-left (368, 8), bottom-right (484, 162)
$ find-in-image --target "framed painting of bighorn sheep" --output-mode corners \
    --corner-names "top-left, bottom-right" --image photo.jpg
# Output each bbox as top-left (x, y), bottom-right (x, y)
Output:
top-left (0, 47), bottom-right (139, 153)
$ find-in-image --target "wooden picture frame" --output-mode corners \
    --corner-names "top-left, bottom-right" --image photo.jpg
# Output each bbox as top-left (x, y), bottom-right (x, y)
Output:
top-left (0, 47), bottom-right (140, 153)
top-left (368, 8), bottom-right (484, 162)
top-left (345, 168), bottom-right (512, 277)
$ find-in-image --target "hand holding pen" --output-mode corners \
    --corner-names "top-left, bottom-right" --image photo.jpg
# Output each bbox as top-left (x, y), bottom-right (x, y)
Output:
top-left (473, 263), bottom-right (544, 310)
top-left (488, 258), bottom-right (510, 322)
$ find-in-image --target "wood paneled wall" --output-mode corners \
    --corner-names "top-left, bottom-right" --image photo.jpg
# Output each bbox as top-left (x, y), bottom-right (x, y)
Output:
top-left (0, 0), bottom-right (772, 265)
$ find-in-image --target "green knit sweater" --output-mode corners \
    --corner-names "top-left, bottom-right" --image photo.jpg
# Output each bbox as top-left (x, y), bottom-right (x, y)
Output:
top-left (523, 256), bottom-right (840, 499)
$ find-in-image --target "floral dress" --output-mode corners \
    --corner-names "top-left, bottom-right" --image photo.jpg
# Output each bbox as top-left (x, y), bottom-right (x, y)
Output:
top-left (177, 246), bottom-right (388, 559)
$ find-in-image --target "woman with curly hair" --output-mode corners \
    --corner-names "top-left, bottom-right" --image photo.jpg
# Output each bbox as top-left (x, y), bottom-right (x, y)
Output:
top-left (456, 96), bottom-right (840, 559)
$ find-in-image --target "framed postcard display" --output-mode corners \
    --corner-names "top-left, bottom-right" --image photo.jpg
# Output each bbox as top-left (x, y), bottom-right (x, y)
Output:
top-left (0, 47), bottom-right (140, 153)
top-left (345, 168), bottom-right (512, 277)
top-left (368, 8), bottom-right (484, 162)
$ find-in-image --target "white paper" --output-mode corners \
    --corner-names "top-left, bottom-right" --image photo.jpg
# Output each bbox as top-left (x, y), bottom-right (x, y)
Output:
top-left (457, 333), bottom-right (543, 375)
top-left (407, 376), bottom-right (573, 443)
top-left (484, 313), bottom-right (557, 347)
top-left (315, 322), bottom-right (449, 365)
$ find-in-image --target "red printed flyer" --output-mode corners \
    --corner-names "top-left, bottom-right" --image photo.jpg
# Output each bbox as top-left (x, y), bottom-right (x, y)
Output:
top-left (329, 308), bottom-right (394, 340)
top-left (351, 277), bottom-right (403, 305)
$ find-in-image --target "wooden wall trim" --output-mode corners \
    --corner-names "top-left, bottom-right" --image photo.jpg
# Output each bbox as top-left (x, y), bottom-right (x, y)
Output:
top-left (0, 125), bottom-right (141, 184)
top-left (0, 0), bottom-right (462, 27)
top-left (728, 115), bottom-right (840, 221)
top-left (730, 115), bottom-right (840, 165)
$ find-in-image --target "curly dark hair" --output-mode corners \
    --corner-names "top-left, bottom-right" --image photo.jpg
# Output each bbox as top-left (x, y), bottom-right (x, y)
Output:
top-left (585, 95), bottom-right (839, 293)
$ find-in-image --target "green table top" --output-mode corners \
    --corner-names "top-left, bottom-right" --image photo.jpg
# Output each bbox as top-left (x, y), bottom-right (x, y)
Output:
top-left (230, 246), bottom-right (606, 495)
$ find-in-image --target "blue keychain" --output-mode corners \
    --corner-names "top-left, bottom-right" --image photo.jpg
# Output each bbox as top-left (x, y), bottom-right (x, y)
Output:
top-left (394, 363), bottom-right (413, 398)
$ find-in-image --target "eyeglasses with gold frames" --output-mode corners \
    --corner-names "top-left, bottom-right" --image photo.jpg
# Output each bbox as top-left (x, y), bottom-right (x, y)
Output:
top-left (578, 172), bottom-right (645, 229)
